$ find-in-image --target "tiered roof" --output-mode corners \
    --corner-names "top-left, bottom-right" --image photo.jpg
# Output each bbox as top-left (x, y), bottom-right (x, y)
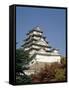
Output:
top-left (22, 26), bottom-right (55, 53)
top-left (26, 26), bottom-right (43, 35)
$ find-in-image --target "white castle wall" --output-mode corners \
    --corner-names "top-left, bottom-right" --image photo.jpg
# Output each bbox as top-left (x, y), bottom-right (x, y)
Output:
top-left (29, 50), bottom-right (36, 55)
top-left (36, 54), bottom-right (61, 63)
top-left (37, 38), bottom-right (48, 46)
top-left (29, 31), bottom-right (42, 36)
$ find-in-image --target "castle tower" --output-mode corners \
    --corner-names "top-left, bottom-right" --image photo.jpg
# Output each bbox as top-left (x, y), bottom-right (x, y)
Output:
top-left (21, 26), bottom-right (61, 75)
top-left (22, 26), bottom-right (52, 55)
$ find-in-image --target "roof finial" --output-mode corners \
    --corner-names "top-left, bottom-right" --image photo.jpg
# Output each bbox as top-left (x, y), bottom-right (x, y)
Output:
top-left (33, 25), bottom-right (41, 31)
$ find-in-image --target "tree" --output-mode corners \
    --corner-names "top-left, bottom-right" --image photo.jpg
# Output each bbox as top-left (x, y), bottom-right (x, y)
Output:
top-left (31, 62), bottom-right (66, 83)
top-left (16, 74), bottom-right (32, 84)
top-left (31, 64), bottom-right (55, 83)
top-left (61, 57), bottom-right (66, 67)
top-left (16, 48), bottom-right (32, 84)
top-left (55, 68), bottom-right (66, 81)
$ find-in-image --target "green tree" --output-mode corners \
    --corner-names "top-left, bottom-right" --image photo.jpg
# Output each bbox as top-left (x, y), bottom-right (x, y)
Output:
top-left (16, 48), bottom-right (32, 84)
top-left (61, 57), bottom-right (66, 67)
top-left (55, 68), bottom-right (66, 81)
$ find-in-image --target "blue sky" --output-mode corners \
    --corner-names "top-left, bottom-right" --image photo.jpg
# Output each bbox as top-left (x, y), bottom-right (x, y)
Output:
top-left (16, 6), bottom-right (66, 56)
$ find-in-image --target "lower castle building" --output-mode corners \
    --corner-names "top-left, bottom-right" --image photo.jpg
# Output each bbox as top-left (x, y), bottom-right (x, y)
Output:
top-left (22, 26), bottom-right (61, 75)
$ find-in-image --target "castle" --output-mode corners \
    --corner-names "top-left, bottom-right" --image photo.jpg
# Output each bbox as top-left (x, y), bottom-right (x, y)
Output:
top-left (22, 26), bottom-right (61, 75)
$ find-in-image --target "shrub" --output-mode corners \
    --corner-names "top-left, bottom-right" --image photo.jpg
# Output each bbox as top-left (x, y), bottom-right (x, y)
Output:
top-left (55, 68), bottom-right (66, 81)
top-left (31, 62), bottom-right (66, 83)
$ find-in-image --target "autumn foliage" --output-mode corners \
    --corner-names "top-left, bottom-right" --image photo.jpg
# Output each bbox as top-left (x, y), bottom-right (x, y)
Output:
top-left (31, 58), bottom-right (66, 83)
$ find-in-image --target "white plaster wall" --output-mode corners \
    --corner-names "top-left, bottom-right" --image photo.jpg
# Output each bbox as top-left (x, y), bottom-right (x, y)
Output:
top-left (29, 50), bottom-right (36, 54)
top-left (36, 54), bottom-right (61, 63)
top-left (33, 31), bottom-right (42, 35)
top-left (33, 36), bottom-right (40, 40)
top-left (32, 45), bottom-right (40, 48)
top-left (24, 45), bottom-right (40, 51)
top-left (53, 50), bottom-right (59, 54)
top-left (29, 31), bottom-right (42, 36)
top-left (37, 48), bottom-right (47, 54)
top-left (37, 38), bottom-right (48, 46)
top-left (24, 47), bottom-right (29, 51)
